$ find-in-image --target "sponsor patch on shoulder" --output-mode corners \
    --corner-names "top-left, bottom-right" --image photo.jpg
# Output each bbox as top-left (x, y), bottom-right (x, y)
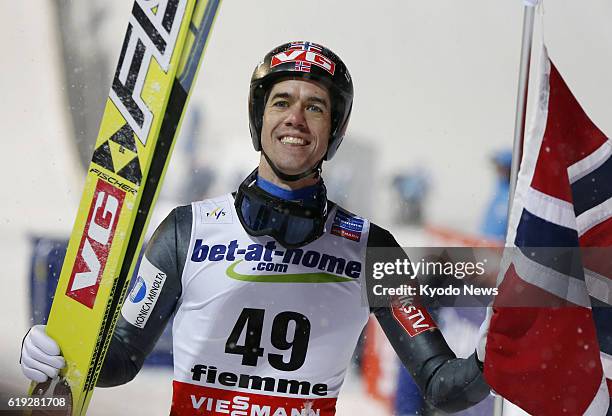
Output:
top-left (121, 257), bottom-right (167, 329)
top-left (330, 210), bottom-right (364, 242)
top-left (390, 295), bottom-right (437, 337)
top-left (199, 197), bottom-right (233, 224)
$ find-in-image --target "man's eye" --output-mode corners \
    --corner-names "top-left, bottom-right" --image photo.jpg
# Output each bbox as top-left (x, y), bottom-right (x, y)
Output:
top-left (307, 105), bottom-right (323, 113)
top-left (272, 100), bottom-right (289, 107)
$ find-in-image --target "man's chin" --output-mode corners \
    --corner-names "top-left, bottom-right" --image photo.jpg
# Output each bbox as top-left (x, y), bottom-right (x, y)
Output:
top-left (275, 165), bottom-right (310, 175)
top-left (272, 159), bottom-right (317, 175)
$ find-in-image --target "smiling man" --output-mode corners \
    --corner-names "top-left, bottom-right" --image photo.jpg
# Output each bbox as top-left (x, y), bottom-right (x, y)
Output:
top-left (260, 79), bottom-right (331, 181)
top-left (21, 42), bottom-right (490, 415)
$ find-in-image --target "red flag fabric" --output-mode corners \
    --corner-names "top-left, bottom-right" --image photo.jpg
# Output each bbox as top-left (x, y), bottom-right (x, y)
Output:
top-left (484, 46), bottom-right (611, 416)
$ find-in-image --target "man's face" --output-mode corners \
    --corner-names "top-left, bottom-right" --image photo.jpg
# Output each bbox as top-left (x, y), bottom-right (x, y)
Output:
top-left (260, 79), bottom-right (332, 176)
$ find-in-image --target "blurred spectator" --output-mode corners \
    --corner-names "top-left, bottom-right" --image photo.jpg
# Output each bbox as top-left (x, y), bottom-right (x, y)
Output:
top-left (480, 150), bottom-right (512, 241)
top-left (392, 170), bottom-right (430, 225)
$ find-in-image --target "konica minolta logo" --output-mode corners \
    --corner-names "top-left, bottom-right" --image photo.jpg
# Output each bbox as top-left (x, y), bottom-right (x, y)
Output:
top-left (190, 240), bottom-right (361, 281)
top-left (122, 257), bottom-right (167, 329)
top-left (129, 275), bottom-right (147, 303)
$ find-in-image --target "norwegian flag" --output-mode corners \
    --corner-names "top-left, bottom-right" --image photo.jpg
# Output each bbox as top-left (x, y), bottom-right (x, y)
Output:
top-left (484, 46), bottom-right (611, 416)
top-left (289, 41), bottom-right (323, 52)
top-left (294, 61), bottom-right (311, 73)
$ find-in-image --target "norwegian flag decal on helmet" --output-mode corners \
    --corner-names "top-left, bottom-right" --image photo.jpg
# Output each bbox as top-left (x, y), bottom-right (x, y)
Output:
top-left (294, 61), bottom-right (311, 72)
top-left (288, 41), bottom-right (323, 52)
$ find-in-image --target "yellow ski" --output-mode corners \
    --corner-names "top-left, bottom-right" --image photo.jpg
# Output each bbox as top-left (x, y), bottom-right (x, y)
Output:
top-left (28, 1), bottom-right (221, 414)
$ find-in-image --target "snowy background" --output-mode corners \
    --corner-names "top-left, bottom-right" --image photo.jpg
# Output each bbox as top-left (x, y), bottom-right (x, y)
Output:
top-left (1, 1), bottom-right (611, 414)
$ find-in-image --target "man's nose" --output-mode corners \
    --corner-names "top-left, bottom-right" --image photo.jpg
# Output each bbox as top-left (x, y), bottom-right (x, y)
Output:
top-left (284, 105), bottom-right (307, 129)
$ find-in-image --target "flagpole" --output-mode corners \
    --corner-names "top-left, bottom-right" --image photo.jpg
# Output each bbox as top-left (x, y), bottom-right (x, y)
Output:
top-left (493, 2), bottom-right (538, 416)
top-left (507, 2), bottom-right (537, 215)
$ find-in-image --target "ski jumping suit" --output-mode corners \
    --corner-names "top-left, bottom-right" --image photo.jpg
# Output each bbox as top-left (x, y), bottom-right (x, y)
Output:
top-left (98, 194), bottom-right (490, 415)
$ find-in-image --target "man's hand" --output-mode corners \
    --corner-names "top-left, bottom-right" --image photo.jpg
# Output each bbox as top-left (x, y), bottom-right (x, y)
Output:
top-left (20, 325), bottom-right (66, 383)
top-left (476, 307), bottom-right (493, 363)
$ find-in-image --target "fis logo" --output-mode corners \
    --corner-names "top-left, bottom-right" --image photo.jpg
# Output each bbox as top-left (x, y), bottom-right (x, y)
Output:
top-left (110, 0), bottom-right (187, 145)
top-left (206, 207), bottom-right (226, 220)
top-left (200, 201), bottom-right (233, 224)
top-left (66, 180), bottom-right (125, 309)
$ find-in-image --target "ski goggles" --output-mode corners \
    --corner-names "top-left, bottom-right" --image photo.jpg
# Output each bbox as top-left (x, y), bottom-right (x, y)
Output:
top-left (234, 169), bottom-right (328, 248)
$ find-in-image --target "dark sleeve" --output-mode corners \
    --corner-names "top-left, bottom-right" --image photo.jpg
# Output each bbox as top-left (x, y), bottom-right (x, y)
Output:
top-left (97, 205), bottom-right (192, 387)
top-left (367, 223), bottom-right (490, 413)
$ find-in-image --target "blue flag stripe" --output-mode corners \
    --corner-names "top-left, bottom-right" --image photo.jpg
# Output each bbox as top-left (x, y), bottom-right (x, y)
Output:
top-left (517, 246), bottom-right (585, 281)
top-left (591, 302), bottom-right (612, 355)
top-left (571, 156), bottom-right (612, 216)
top-left (515, 208), bottom-right (579, 248)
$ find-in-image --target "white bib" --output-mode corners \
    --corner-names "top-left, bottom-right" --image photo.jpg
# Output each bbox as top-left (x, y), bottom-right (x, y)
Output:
top-left (171, 194), bottom-right (371, 416)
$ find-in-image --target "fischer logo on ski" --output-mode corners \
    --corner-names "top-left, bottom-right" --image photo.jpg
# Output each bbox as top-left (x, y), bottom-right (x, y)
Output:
top-left (91, 123), bottom-right (144, 185)
top-left (110, 0), bottom-right (187, 144)
top-left (66, 180), bottom-right (125, 309)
